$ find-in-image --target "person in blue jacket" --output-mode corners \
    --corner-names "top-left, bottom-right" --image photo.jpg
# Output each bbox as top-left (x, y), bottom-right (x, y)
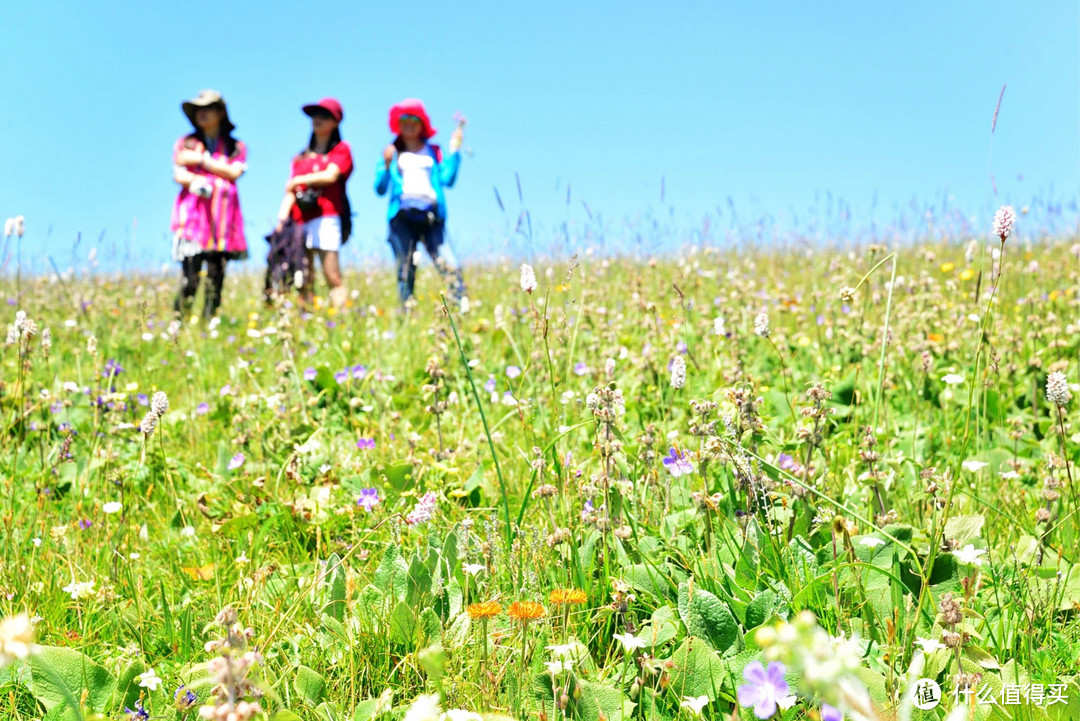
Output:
top-left (375, 98), bottom-right (466, 306)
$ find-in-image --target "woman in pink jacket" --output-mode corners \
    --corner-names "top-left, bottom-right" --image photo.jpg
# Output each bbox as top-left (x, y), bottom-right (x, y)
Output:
top-left (170, 89), bottom-right (248, 318)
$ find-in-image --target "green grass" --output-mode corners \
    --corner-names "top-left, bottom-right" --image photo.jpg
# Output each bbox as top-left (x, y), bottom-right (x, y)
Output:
top-left (1, 237), bottom-right (1079, 721)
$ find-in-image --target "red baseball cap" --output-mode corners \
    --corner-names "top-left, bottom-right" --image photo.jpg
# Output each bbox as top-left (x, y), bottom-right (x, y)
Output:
top-left (389, 98), bottom-right (436, 139)
top-left (302, 98), bottom-right (344, 123)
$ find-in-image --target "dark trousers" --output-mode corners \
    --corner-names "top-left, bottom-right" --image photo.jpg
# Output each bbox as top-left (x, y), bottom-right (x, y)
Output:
top-left (387, 212), bottom-right (465, 304)
top-left (175, 252), bottom-right (227, 318)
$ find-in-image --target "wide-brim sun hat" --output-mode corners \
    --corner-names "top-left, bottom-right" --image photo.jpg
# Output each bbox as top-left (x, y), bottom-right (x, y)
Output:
top-left (182, 89), bottom-right (235, 131)
top-left (389, 98), bottom-right (436, 139)
top-left (303, 97), bottom-right (344, 123)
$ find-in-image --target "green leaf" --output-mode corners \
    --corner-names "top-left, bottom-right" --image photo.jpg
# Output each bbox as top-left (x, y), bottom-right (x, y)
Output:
top-left (745, 590), bottom-right (781, 630)
top-left (622, 564), bottom-right (675, 600)
top-left (444, 612), bottom-right (471, 649)
top-left (407, 552), bottom-right (434, 604)
top-left (30, 646), bottom-right (115, 717)
top-left (373, 545), bottom-right (408, 603)
top-left (379, 463), bottom-right (415, 491)
top-left (294, 665), bottom-right (328, 707)
top-left (108, 658), bottom-right (146, 712)
top-left (576, 680), bottom-right (636, 721)
top-left (419, 607), bottom-right (442, 645)
top-left (677, 582), bottom-right (739, 653)
top-left (269, 711), bottom-right (305, 721)
top-left (316, 700), bottom-right (345, 721)
top-left (664, 637), bottom-right (729, 700)
top-left (326, 552), bottom-right (347, 622)
top-left (944, 515), bottom-right (985, 546)
top-left (389, 600), bottom-right (418, 645)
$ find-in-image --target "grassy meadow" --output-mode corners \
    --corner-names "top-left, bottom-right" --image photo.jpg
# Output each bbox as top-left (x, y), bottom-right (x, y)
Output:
top-left (1, 219), bottom-right (1079, 721)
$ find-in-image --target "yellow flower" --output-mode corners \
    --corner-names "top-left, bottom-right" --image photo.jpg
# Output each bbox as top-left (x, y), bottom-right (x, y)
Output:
top-left (796, 336), bottom-right (812, 347)
top-left (959, 268), bottom-right (975, 281)
top-left (940, 262), bottom-right (955, 274)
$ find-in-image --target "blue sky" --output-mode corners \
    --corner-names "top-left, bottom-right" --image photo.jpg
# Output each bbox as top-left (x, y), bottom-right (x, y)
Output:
top-left (1, 1), bottom-right (1076, 272)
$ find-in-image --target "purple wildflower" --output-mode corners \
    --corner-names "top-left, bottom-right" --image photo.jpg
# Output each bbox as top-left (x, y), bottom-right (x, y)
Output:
top-left (776, 453), bottom-right (797, 472)
top-left (195, 403), bottom-right (209, 415)
top-left (581, 499), bottom-right (595, 520)
top-left (506, 365), bottom-right (522, 379)
top-left (175, 686), bottom-right (198, 711)
top-left (103, 359), bottom-right (125, 377)
top-left (737, 661), bottom-right (789, 719)
top-left (357, 488), bottom-right (380, 511)
top-left (125, 700), bottom-right (150, 721)
top-left (352, 364), bottom-right (367, 379)
top-left (303, 367), bottom-right (317, 381)
top-left (356, 438), bottom-right (375, 450)
top-left (573, 362), bottom-right (589, 376)
top-left (822, 704), bottom-right (842, 721)
top-left (484, 377), bottom-right (497, 393)
top-left (219, 385), bottom-right (232, 397)
top-left (405, 491), bottom-right (439, 526)
top-left (136, 393), bottom-right (149, 406)
top-left (228, 453), bottom-right (245, 471)
top-left (334, 370), bottom-right (348, 383)
top-left (662, 447), bottom-right (694, 477)
top-left (79, 519), bottom-right (92, 530)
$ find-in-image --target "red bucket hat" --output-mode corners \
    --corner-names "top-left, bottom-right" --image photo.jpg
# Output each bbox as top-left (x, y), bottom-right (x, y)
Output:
top-left (303, 97), bottom-right (344, 123)
top-left (389, 98), bottom-right (436, 139)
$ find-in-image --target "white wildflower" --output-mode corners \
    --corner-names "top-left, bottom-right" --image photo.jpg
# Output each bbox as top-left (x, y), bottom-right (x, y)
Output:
top-left (62, 579), bottom-right (96, 600)
top-left (953, 544), bottom-right (986, 566)
top-left (102, 501), bottom-right (123, 514)
top-left (0, 613), bottom-right (34, 665)
top-left (138, 668), bottom-right (163, 691)
top-left (754, 311), bottom-right (770, 338)
top-left (519, 263), bottom-right (537, 294)
top-left (1046, 371), bottom-right (1071, 407)
top-left (670, 355), bottom-right (686, 389)
top-left (992, 205), bottom-right (1015, 241)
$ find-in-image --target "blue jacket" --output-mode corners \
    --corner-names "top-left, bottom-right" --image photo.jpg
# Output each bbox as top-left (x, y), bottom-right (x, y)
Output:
top-left (374, 143), bottom-right (461, 222)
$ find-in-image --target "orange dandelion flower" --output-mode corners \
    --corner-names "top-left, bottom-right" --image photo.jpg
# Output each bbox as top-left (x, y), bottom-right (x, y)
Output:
top-left (466, 601), bottom-right (503, 619)
top-left (549, 588), bottom-right (587, 605)
top-left (507, 601), bottom-right (546, 621)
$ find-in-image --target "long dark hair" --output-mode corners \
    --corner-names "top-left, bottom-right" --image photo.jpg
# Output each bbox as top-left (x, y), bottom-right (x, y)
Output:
top-left (306, 128), bottom-right (342, 155)
top-left (185, 128), bottom-right (239, 159)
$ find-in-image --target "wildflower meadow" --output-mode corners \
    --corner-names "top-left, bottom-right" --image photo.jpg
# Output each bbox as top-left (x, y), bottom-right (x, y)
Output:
top-left (1, 209), bottom-right (1079, 721)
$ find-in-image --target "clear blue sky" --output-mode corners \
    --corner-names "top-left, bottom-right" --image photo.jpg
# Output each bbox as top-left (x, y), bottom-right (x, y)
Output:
top-left (1, 1), bottom-right (1077, 272)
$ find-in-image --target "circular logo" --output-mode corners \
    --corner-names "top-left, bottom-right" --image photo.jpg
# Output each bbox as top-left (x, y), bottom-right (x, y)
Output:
top-left (911, 678), bottom-right (942, 710)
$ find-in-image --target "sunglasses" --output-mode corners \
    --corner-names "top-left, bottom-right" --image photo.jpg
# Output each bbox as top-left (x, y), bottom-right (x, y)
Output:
top-left (399, 115), bottom-right (422, 124)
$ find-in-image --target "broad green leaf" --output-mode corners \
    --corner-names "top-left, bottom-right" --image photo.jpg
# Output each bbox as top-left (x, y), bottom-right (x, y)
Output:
top-left (664, 637), bottom-right (728, 700)
top-left (294, 665), bottom-right (328, 707)
top-left (677, 581), bottom-right (739, 653)
top-left (326, 552), bottom-right (347, 622)
top-left (576, 680), bottom-right (636, 721)
top-left (944, 515), bottom-right (985, 546)
top-left (108, 658), bottom-right (146, 713)
top-left (373, 545), bottom-right (408, 603)
top-left (30, 646), bottom-right (115, 716)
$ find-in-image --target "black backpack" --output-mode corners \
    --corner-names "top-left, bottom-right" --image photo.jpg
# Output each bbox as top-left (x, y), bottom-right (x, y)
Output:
top-left (339, 180), bottom-right (352, 244)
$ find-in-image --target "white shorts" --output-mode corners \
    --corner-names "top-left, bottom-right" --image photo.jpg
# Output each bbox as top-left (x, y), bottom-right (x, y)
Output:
top-left (301, 215), bottom-right (342, 252)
